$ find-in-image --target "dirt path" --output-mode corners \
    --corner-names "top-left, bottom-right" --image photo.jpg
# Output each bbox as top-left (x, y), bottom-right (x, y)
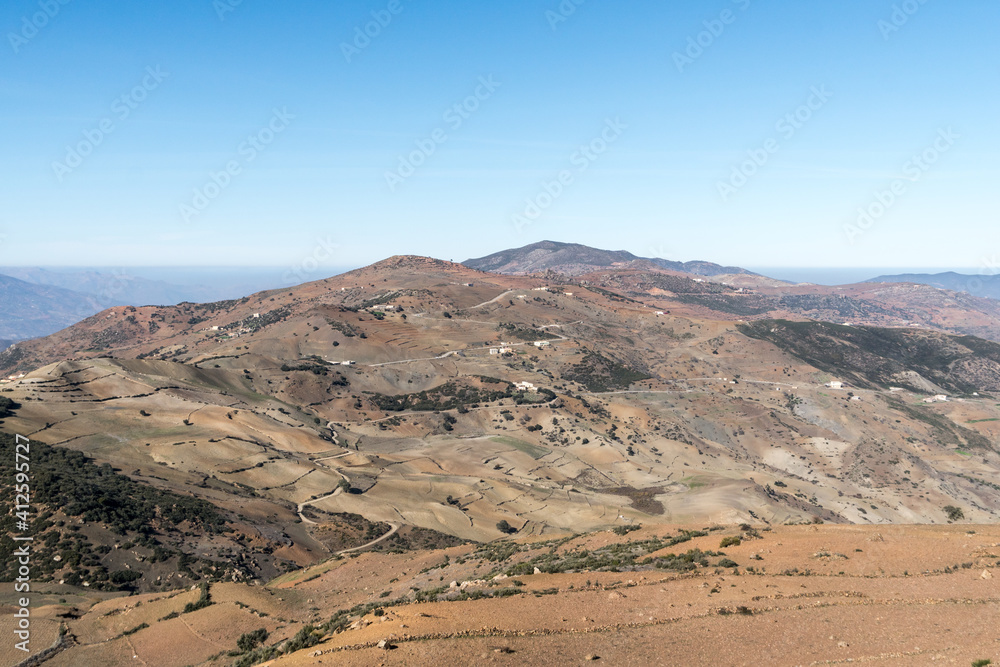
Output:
top-left (365, 325), bottom-right (573, 369)
top-left (336, 522), bottom-right (400, 554)
top-left (469, 289), bottom-right (521, 309)
top-left (296, 463), bottom-right (351, 524)
top-left (313, 452), bottom-right (352, 462)
top-left (370, 350), bottom-right (458, 368)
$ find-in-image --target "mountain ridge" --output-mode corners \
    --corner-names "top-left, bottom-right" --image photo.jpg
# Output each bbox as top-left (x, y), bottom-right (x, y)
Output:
top-left (463, 240), bottom-right (757, 278)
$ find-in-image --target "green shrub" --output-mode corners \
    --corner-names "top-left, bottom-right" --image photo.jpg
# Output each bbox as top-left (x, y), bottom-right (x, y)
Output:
top-left (182, 583), bottom-right (213, 613)
top-left (109, 570), bottom-right (142, 585)
top-left (944, 505), bottom-right (965, 521)
top-left (236, 628), bottom-right (268, 653)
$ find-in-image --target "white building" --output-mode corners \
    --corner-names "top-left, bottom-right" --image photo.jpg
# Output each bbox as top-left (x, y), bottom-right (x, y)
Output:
top-left (827, 381), bottom-right (843, 389)
top-left (533, 341), bottom-right (550, 348)
top-left (514, 381), bottom-right (535, 392)
top-left (341, 360), bottom-right (356, 366)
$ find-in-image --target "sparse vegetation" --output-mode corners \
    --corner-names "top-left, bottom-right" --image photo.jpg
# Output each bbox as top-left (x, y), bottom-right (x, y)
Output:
top-left (0, 434), bottom-right (245, 591)
top-left (497, 322), bottom-right (559, 341)
top-left (738, 320), bottom-right (1000, 395)
top-left (364, 378), bottom-right (540, 412)
top-left (563, 350), bottom-right (651, 392)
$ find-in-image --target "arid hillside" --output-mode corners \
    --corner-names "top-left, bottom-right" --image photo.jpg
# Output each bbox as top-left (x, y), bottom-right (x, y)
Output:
top-left (1, 523), bottom-right (997, 667)
top-left (2, 255), bottom-right (1000, 665)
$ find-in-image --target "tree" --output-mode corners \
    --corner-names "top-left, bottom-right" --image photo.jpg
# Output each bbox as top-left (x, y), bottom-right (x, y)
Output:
top-left (0, 396), bottom-right (20, 418)
top-left (496, 520), bottom-right (514, 534)
top-left (943, 505), bottom-right (965, 522)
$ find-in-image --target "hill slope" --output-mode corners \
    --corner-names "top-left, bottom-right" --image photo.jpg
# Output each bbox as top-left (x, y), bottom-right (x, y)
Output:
top-left (5, 523), bottom-right (999, 667)
top-left (867, 271), bottom-right (1000, 300)
top-left (3, 254), bottom-right (1000, 664)
top-left (1, 254), bottom-right (998, 547)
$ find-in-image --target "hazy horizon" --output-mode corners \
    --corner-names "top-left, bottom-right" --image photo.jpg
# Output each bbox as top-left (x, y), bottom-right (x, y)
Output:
top-left (3, 260), bottom-right (992, 290)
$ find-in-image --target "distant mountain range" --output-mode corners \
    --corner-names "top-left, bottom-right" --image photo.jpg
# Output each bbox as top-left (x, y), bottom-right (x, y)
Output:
top-left (0, 267), bottom-right (311, 343)
top-left (464, 240), bottom-right (756, 277)
top-left (5, 247), bottom-right (998, 347)
top-left (867, 271), bottom-right (1000, 300)
top-left (0, 267), bottom-right (198, 307)
top-left (0, 274), bottom-right (120, 341)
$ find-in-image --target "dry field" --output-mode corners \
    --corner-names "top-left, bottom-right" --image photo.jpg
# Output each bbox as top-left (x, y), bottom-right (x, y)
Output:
top-left (2, 523), bottom-right (997, 667)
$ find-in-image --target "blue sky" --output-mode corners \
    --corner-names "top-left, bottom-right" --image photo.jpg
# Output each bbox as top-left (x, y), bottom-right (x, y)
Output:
top-left (1, 0), bottom-right (998, 273)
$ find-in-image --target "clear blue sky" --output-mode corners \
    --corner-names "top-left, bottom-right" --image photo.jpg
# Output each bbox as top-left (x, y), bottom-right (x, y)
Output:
top-left (1, 0), bottom-right (998, 272)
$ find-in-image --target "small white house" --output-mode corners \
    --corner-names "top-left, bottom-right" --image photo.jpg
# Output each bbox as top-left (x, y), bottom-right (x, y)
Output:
top-left (489, 348), bottom-right (500, 355)
top-left (514, 381), bottom-right (535, 392)
top-left (924, 394), bottom-right (949, 403)
top-left (827, 381), bottom-right (843, 389)
top-left (533, 341), bottom-right (550, 348)
top-left (341, 360), bottom-right (356, 366)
